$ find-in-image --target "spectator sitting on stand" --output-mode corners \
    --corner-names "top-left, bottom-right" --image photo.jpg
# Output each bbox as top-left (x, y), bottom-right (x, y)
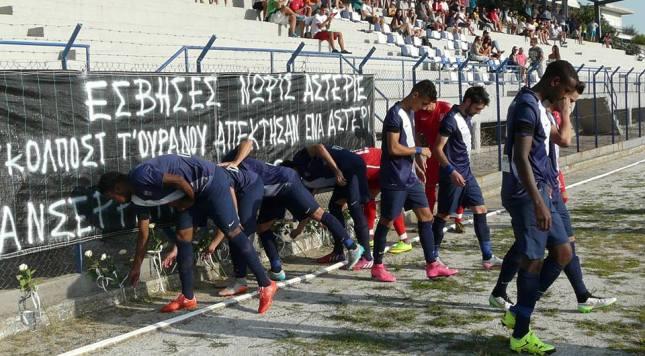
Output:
top-left (482, 30), bottom-right (504, 55)
top-left (547, 44), bottom-right (561, 63)
top-left (290, 0), bottom-right (313, 16)
top-left (359, 0), bottom-right (381, 25)
top-left (311, 4), bottom-right (351, 53)
top-left (469, 36), bottom-right (489, 63)
top-left (252, 0), bottom-right (268, 20)
top-left (267, 0), bottom-right (299, 37)
top-left (603, 33), bottom-right (612, 48)
top-left (416, 0), bottom-right (433, 24)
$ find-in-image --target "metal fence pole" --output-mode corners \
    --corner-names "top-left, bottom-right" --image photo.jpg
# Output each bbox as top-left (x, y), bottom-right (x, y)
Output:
top-left (286, 42), bottom-right (305, 72)
top-left (412, 53), bottom-right (428, 85)
top-left (609, 66), bottom-right (621, 144)
top-left (61, 23), bottom-right (82, 70)
top-left (75, 244), bottom-right (84, 273)
top-left (270, 52), bottom-right (274, 73)
top-left (184, 47), bottom-right (190, 73)
top-left (358, 47), bottom-right (376, 74)
top-left (494, 59), bottom-right (508, 171)
top-left (457, 59), bottom-right (470, 102)
top-left (592, 66), bottom-right (604, 148)
top-left (196, 35), bottom-right (217, 73)
top-left (574, 64), bottom-right (585, 152)
top-left (639, 71), bottom-right (645, 137)
top-left (624, 68), bottom-right (634, 141)
top-left (401, 59), bottom-right (405, 97)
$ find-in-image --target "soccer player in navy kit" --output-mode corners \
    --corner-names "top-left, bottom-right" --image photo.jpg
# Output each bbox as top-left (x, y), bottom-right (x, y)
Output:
top-left (220, 140), bottom-right (365, 277)
top-left (285, 144), bottom-right (372, 267)
top-left (371, 80), bottom-right (451, 282)
top-left (431, 86), bottom-right (503, 272)
top-left (489, 82), bottom-right (617, 314)
top-left (98, 154), bottom-right (278, 314)
top-left (496, 60), bottom-right (580, 354)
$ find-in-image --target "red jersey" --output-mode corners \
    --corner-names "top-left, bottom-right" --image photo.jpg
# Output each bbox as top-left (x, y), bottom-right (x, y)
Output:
top-left (414, 100), bottom-right (452, 148)
top-left (353, 147), bottom-right (381, 187)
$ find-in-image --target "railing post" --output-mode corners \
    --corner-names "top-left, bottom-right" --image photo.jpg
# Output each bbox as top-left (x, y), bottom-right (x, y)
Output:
top-left (412, 53), bottom-right (428, 85)
top-left (639, 69), bottom-right (645, 138)
top-left (494, 59), bottom-right (508, 171)
top-left (457, 59), bottom-right (470, 102)
top-left (624, 68), bottom-right (634, 141)
top-left (401, 59), bottom-right (405, 97)
top-left (609, 66), bottom-right (620, 144)
top-left (61, 23), bottom-right (82, 70)
top-left (270, 52), bottom-right (275, 73)
top-left (196, 35), bottom-right (217, 73)
top-left (286, 42), bottom-right (305, 72)
top-left (184, 47), bottom-right (190, 73)
top-left (574, 64), bottom-right (585, 152)
top-left (358, 47), bottom-right (376, 74)
top-left (75, 244), bottom-right (84, 273)
top-left (592, 66), bottom-right (604, 148)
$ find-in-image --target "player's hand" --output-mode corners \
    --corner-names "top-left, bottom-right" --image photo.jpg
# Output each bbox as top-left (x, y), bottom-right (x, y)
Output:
top-left (450, 171), bottom-right (466, 187)
top-left (556, 95), bottom-right (572, 119)
top-left (535, 201), bottom-right (552, 231)
top-left (218, 161), bottom-right (238, 169)
top-left (128, 265), bottom-right (142, 287)
top-left (419, 147), bottom-right (432, 158)
top-left (161, 246), bottom-right (177, 269)
top-left (335, 169), bottom-right (347, 186)
top-left (169, 197), bottom-right (194, 212)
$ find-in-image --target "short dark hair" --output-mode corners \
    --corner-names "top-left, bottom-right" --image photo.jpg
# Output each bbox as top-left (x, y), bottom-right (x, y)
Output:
top-left (576, 81), bottom-right (586, 94)
top-left (542, 60), bottom-right (579, 89)
top-left (411, 80), bottom-right (437, 101)
top-left (463, 86), bottom-right (490, 106)
top-left (98, 171), bottom-right (128, 194)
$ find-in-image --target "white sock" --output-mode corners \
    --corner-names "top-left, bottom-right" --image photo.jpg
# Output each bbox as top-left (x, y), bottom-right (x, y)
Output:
top-left (399, 232), bottom-right (408, 242)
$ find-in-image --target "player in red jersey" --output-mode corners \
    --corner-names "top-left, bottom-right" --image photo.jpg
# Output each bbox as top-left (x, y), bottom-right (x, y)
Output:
top-left (353, 147), bottom-right (412, 255)
top-left (415, 100), bottom-right (466, 233)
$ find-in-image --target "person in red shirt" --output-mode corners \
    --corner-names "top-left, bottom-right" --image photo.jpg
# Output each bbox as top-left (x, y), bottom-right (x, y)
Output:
top-left (415, 100), bottom-right (467, 233)
top-left (354, 147), bottom-right (412, 255)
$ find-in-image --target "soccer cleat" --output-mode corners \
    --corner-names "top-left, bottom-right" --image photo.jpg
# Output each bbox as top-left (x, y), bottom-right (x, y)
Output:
top-left (388, 240), bottom-right (413, 254)
top-left (426, 261), bottom-right (458, 279)
top-left (371, 263), bottom-right (397, 282)
top-left (578, 295), bottom-right (617, 313)
top-left (269, 270), bottom-right (287, 281)
top-left (218, 278), bottom-right (249, 297)
top-left (346, 244), bottom-right (365, 270)
top-left (454, 221), bottom-right (466, 233)
top-left (510, 330), bottom-right (556, 355)
top-left (489, 294), bottom-right (514, 311)
top-left (369, 239), bottom-right (374, 248)
top-left (352, 257), bottom-right (374, 271)
top-left (160, 294), bottom-right (197, 313)
top-left (501, 310), bottom-right (516, 329)
top-left (316, 252), bottom-right (346, 264)
top-left (482, 255), bottom-right (504, 270)
top-left (258, 280), bottom-right (278, 314)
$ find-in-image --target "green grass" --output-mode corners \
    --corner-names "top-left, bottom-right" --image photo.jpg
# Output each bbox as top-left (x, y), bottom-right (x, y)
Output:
top-left (278, 330), bottom-right (427, 354)
top-left (445, 335), bottom-right (513, 355)
top-left (329, 307), bottom-right (418, 329)
top-left (583, 256), bottom-right (640, 277)
top-left (575, 319), bottom-right (641, 338)
top-left (410, 278), bottom-right (486, 294)
top-left (426, 304), bottom-right (497, 328)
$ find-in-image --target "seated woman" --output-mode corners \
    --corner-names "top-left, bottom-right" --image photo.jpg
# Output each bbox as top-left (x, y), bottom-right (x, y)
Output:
top-left (267, 0), bottom-right (299, 37)
top-left (547, 44), bottom-right (560, 63)
top-left (468, 36), bottom-right (489, 62)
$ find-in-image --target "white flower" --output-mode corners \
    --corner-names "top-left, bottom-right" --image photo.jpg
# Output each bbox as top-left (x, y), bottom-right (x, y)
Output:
top-left (84, 250), bottom-right (93, 258)
top-left (148, 223), bottom-right (156, 229)
top-left (18, 264), bottom-right (28, 272)
top-left (118, 249), bottom-right (127, 255)
top-left (100, 253), bottom-right (107, 261)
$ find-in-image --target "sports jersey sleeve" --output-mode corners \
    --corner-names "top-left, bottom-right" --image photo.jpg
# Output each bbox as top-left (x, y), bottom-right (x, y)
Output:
top-left (439, 115), bottom-right (456, 137)
top-left (383, 108), bottom-right (402, 133)
top-left (129, 163), bottom-right (164, 191)
top-left (513, 102), bottom-right (538, 136)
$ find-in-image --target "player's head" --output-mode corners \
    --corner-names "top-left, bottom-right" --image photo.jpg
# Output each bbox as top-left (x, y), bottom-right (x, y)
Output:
top-left (552, 80), bottom-right (586, 112)
top-left (538, 60), bottom-right (580, 105)
top-left (98, 171), bottom-right (132, 203)
top-left (461, 86), bottom-right (489, 117)
top-left (407, 80), bottom-right (437, 112)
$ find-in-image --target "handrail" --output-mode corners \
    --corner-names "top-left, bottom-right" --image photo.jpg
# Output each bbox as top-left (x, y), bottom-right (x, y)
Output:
top-left (286, 42), bottom-right (305, 72)
top-left (61, 23), bottom-right (82, 70)
top-left (411, 52), bottom-right (428, 85)
top-left (358, 47), bottom-right (376, 74)
top-left (196, 35), bottom-right (217, 73)
top-left (0, 39), bottom-right (91, 71)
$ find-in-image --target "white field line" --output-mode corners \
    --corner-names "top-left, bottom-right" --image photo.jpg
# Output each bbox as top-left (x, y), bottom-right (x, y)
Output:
top-left (59, 158), bottom-right (645, 356)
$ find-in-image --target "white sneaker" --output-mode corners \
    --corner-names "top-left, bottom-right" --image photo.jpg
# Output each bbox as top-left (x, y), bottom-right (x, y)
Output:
top-left (578, 295), bottom-right (617, 313)
top-left (482, 255), bottom-right (504, 270)
top-left (218, 278), bottom-right (248, 297)
top-left (489, 294), bottom-right (514, 311)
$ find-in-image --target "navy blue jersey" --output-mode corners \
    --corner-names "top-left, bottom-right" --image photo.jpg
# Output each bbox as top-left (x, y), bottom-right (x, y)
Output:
top-left (501, 88), bottom-right (553, 199)
top-left (292, 145), bottom-right (362, 190)
top-left (128, 154), bottom-right (216, 207)
top-left (380, 102), bottom-right (418, 189)
top-left (438, 105), bottom-right (473, 178)
top-left (223, 166), bottom-right (259, 193)
top-left (222, 150), bottom-right (300, 197)
top-left (546, 111), bottom-right (561, 190)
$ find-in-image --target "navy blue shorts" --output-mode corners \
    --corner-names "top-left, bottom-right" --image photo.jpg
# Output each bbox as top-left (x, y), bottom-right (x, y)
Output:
top-left (437, 174), bottom-right (485, 215)
top-left (330, 171), bottom-right (370, 209)
top-left (234, 177), bottom-right (264, 236)
top-left (379, 182), bottom-right (429, 220)
top-left (502, 186), bottom-right (569, 260)
top-left (552, 191), bottom-right (574, 238)
top-left (258, 178), bottom-right (320, 223)
top-left (176, 168), bottom-right (241, 234)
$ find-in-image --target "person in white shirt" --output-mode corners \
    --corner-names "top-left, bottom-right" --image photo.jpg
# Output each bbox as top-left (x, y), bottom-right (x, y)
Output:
top-left (311, 4), bottom-right (351, 53)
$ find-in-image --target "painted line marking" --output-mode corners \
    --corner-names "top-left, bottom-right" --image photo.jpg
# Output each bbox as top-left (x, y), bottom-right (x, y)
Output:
top-left (59, 157), bottom-right (645, 356)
